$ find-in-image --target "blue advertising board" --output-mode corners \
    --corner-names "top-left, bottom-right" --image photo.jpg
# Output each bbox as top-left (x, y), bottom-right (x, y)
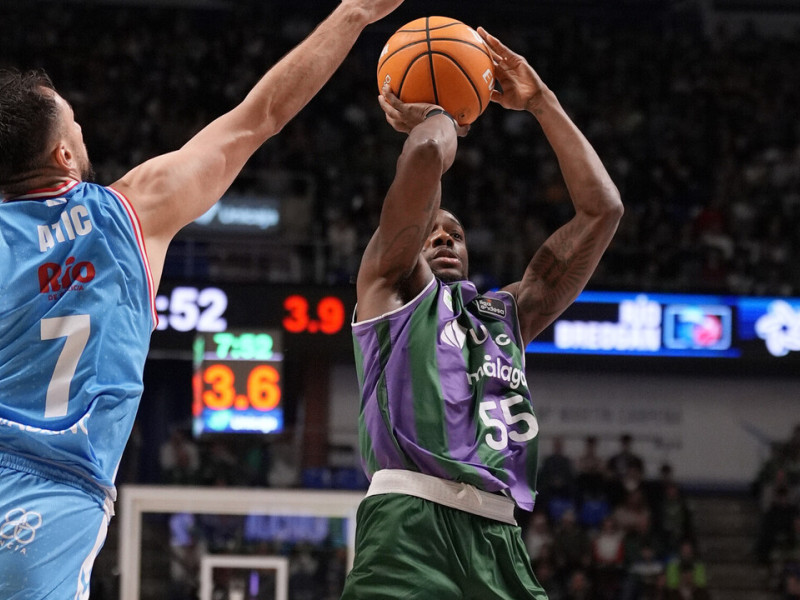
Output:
top-left (527, 291), bottom-right (800, 366)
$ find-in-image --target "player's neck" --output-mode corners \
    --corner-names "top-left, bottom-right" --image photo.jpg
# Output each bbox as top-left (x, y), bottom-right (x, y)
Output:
top-left (2, 170), bottom-right (78, 201)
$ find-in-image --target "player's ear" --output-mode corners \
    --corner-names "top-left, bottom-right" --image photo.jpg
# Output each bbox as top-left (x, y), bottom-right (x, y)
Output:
top-left (52, 142), bottom-right (72, 171)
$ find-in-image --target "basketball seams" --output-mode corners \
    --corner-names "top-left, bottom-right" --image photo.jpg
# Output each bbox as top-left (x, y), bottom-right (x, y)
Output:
top-left (377, 16), bottom-right (495, 125)
top-left (424, 17), bottom-right (440, 105)
top-left (377, 40), bottom-right (491, 77)
top-left (430, 53), bottom-right (483, 112)
top-left (397, 24), bottom-right (461, 32)
top-left (396, 22), bottom-right (462, 33)
top-left (396, 54), bottom-right (432, 100)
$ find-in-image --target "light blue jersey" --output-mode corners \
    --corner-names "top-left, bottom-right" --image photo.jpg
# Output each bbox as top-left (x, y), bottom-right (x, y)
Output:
top-left (0, 180), bottom-right (155, 498)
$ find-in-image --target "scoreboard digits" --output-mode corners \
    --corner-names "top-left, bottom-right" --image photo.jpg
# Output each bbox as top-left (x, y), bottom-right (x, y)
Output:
top-left (192, 329), bottom-right (284, 436)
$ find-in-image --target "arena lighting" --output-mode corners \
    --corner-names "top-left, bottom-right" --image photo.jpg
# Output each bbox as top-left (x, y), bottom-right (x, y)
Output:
top-left (190, 194), bottom-right (280, 233)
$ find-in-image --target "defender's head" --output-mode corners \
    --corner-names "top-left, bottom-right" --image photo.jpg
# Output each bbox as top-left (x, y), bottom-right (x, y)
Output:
top-left (0, 69), bottom-right (92, 195)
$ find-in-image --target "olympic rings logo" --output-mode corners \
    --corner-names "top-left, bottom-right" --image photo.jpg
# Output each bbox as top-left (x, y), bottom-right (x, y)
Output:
top-left (0, 508), bottom-right (43, 546)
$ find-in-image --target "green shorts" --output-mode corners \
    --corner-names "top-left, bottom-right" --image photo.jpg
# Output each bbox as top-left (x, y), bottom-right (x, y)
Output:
top-left (340, 493), bottom-right (548, 600)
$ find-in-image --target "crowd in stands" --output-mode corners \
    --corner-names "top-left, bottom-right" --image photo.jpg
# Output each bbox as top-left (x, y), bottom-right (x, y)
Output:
top-left (1, 1), bottom-right (798, 296)
top-left (754, 423), bottom-right (800, 600)
top-left (148, 421), bottom-right (800, 599)
top-left (520, 434), bottom-right (708, 600)
top-left (128, 414), bottom-right (800, 600)
top-left (151, 428), bottom-right (711, 600)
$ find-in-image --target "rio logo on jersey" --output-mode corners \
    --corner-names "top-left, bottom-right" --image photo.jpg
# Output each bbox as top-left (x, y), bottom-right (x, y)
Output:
top-left (38, 257), bottom-right (96, 298)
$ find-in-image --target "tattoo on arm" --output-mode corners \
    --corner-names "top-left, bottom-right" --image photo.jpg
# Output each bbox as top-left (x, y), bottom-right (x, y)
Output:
top-left (384, 224), bottom-right (424, 265)
top-left (525, 227), bottom-right (596, 316)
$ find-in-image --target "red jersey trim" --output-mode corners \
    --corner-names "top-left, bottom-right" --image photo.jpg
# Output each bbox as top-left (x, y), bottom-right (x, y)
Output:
top-left (7, 179), bottom-right (80, 200)
top-left (106, 186), bottom-right (158, 331)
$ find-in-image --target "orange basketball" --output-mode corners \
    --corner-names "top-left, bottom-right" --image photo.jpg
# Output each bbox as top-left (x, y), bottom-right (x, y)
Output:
top-left (377, 16), bottom-right (495, 125)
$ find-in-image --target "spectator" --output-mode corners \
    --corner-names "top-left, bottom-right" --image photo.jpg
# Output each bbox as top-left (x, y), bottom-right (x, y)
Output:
top-left (621, 541), bottom-right (666, 600)
top-left (200, 440), bottom-right (242, 486)
top-left (159, 427), bottom-right (200, 485)
top-left (564, 569), bottom-right (593, 600)
top-left (625, 511), bottom-right (661, 556)
top-left (268, 438), bottom-right (301, 488)
top-left (534, 558), bottom-right (567, 600)
top-left (771, 516), bottom-right (800, 593)
top-left (644, 463), bottom-right (676, 512)
top-left (539, 436), bottom-right (578, 521)
top-left (664, 566), bottom-right (711, 600)
top-left (656, 481), bottom-right (695, 555)
top-left (665, 539), bottom-right (708, 592)
top-left (525, 512), bottom-right (555, 565)
top-left (591, 515), bottom-right (626, 600)
top-left (577, 485), bottom-right (612, 533)
top-left (576, 435), bottom-right (608, 499)
top-left (614, 488), bottom-right (653, 536)
top-left (608, 433), bottom-right (646, 484)
top-left (757, 486), bottom-right (800, 565)
top-left (782, 563), bottom-right (800, 600)
top-left (575, 436), bottom-right (613, 531)
top-left (756, 445), bottom-right (800, 511)
top-left (786, 425), bottom-right (800, 499)
top-left (552, 509), bottom-right (593, 581)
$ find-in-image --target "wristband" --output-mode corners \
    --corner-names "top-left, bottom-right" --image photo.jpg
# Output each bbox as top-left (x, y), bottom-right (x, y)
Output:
top-left (424, 108), bottom-right (458, 130)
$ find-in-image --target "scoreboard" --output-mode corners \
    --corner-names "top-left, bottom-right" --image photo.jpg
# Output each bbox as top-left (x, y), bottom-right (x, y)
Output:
top-left (151, 282), bottom-right (358, 438)
top-left (192, 330), bottom-right (284, 436)
top-left (151, 282), bottom-right (357, 358)
top-left (151, 282), bottom-right (800, 376)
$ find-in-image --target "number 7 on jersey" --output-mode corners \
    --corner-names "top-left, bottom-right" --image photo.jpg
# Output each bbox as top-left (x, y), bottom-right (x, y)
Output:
top-left (41, 315), bottom-right (90, 418)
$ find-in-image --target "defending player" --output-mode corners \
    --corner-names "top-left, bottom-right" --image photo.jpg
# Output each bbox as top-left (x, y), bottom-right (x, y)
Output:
top-left (0, 1), bottom-right (405, 597)
top-left (342, 28), bottom-right (623, 599)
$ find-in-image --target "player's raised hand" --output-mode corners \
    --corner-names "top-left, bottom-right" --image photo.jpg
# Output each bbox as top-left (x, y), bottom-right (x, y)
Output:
top-left (477, 27), bottom-right (546, 112)
top-left (343, 0), bottom-right (406, 24)
top-left (378, 83), bottom-right (470, 136)
top-left (378, 82), bottom-right (435, 133)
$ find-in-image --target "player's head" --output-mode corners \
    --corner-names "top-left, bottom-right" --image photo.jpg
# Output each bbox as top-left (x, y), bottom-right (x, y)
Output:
top-left (0, 69), bottom-right (92, 194)
top-left (422, 208), bottom-right (469, 283)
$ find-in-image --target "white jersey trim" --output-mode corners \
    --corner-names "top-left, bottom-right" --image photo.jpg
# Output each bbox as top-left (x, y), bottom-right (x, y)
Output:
top-left (352, 276), bottom-right (437, 327)
top-left (107, 186), bottom-right (157, 330)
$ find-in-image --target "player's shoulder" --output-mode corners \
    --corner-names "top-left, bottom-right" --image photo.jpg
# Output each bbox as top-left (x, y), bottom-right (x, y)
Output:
top-left (69, 181), bottom-right (116, 202)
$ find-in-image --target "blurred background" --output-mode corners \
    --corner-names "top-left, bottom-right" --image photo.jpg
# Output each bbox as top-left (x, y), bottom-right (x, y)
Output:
top-left (2, 0), bottom-right (799, 599)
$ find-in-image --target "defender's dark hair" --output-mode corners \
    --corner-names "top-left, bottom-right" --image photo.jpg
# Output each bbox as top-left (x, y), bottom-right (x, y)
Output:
top-left (0, 69), bottom-right (59, 189)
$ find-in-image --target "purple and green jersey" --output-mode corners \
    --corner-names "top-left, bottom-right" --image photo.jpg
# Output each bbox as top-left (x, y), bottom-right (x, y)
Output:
top-left (352, 277), bottom-right (541, 511)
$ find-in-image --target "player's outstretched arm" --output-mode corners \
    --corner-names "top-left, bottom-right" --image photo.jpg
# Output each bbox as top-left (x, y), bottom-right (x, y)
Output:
top-left (355, 87), bottom-right (459, 322)
top-left (478, 27), bottom-right (623, 345)
top-left (113, 0), bottom-right (404, 285)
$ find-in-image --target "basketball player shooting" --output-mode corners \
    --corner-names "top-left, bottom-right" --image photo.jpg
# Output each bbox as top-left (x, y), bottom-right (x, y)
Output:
top-left (340, 26), bottom-right (623, 599)
top-left (0, 1), bottom-right (406, 597)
